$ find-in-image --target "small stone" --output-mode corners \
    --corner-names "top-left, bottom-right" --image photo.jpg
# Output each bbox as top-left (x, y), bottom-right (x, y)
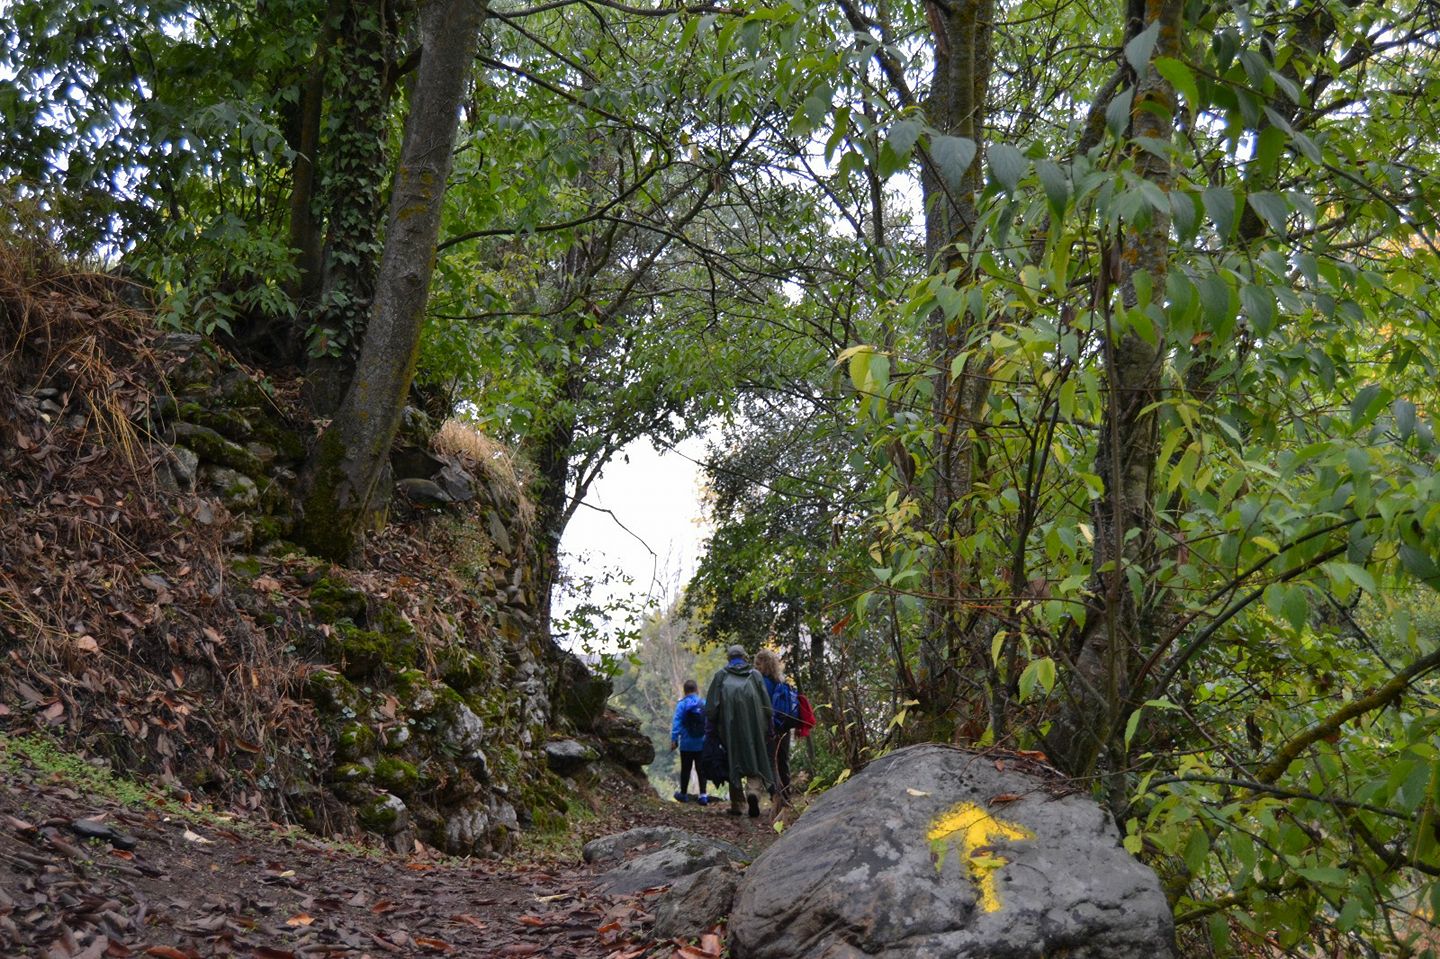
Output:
top-left (70, 818), bottom-right (139, 851)
top-left (435, 464), bottom-right (478, 502)
top-left (396, 477), bottom-right (453, 508)
top-left (357, 792), bottom-right (409, 836)
top-left (200, 465), bottom-right (259, 510)
top-left (170, 422), bottom-right (264, 476)
top-left (653, 863), bottom-right (743, 940)
top-left (544, 739), bottom-right (597, 776)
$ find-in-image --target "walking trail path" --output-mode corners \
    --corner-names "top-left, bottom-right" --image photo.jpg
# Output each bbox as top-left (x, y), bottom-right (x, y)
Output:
top-left (1, 751), bottom-right (780, 959)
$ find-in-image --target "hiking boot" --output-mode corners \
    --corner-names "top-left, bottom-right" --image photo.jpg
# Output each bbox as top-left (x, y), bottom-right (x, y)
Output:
top-left (727, 801), bottom-right (744, 816)
top-left (673, 792), bottom-right (689, 803)
top-left (747, 793), bottom-right (760, 818)
top-left (697, 795), bottom-right (709, 806)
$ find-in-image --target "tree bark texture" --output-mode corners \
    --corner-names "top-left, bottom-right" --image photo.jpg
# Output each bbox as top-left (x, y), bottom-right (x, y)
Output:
top-left (303, 0), bottom-right (401, 414)
top-left (1048, 0), bottom-right (1181, 776)
top-left (915, 0), bottom-right (995, 742)
top-left (285, 0), bottom-right (348, 337)
top-left (297, 0), bottom-right (488, 562)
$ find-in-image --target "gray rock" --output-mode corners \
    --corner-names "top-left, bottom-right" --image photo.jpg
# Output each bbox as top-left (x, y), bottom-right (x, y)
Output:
top-left (200, 465), bottom-right (259, 510)
top-left (551, 650), bottom-right (611, 733)
top-left (396, 477), bottom-right (453, 508)
top-left (728, 744), bottom-right (1175, 959)
top-left (595, 830), bottom-right (747, 896)
top-left (441, 701), bottom-right (489, 781)
top-left (586, 826), bottom-right (683, 865)
top-left (156, 444), bottom-right (200, 492)
top-left (544, 739), bottom-right (597, 776)
top-left (436, 463), bottom-right (478, 502)
top-left (653, 863), bottom-right (743, 940)
top-left (442, 803), bottom-right (489, 854)
top-left (170, 421), bottom-right (264, 476)
top-left (594, 709), bottom-right (655, 772)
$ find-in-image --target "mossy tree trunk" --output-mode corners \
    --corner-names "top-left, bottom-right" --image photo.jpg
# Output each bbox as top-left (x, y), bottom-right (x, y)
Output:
top-left (303, 0), bottom-right (406, 414)
top-left (297, 0), bottom-right (488, 563)
top-left (1046, 0), bottom-right (1182, 777)
top-left (911, 0), bottom-right (995, 743)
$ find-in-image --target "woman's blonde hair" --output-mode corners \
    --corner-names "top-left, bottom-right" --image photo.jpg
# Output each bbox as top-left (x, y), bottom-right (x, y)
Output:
top-left (754, 648), bottom-right (784, 681)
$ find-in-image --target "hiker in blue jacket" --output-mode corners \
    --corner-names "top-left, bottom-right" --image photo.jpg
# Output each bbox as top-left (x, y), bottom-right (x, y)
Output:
top-left (669, 679), bottom-right (709, 805)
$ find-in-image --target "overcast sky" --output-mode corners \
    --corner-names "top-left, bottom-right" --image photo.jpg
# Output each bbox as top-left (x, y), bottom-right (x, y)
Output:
top-left (554, 436), bottom-right (711, 649)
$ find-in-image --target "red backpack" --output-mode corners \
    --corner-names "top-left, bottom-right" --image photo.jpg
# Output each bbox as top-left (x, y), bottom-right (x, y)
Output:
top-left (795, 691), bottom-right (817, 738)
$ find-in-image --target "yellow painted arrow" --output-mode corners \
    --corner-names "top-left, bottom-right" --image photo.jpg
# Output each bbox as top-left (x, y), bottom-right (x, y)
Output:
top-left (927, 801), bottom-right (1034, 913)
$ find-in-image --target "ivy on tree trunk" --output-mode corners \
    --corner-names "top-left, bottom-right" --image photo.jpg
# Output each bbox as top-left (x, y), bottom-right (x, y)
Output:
top-left (297, 0), bottom-right (489, 562)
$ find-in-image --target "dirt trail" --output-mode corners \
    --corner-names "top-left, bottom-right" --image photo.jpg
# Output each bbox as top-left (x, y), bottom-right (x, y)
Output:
top-left (0, 755), bottom-right (779, 959)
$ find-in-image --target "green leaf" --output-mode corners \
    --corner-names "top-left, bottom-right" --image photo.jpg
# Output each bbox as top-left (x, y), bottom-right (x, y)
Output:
top-left (1154, 57), bottom-right (1199, 112)
top-left (1400, 546), bottom-right (1440, 590)
top-left (1349, 383), bottom-right (1382, 428)
top-left (1197, 273), bottom-right (1231, 328)
top-left (988, 142), bottom-right (1027, 191)
top-left (886, 118), bottom-right (922, 157)
top-left (1105, 88), bottom-right (1135, 137)
top-left (1393, 399), bottom-right (1417, 441)
top-left (1035, 159), bottom-right (1070, 214)
top-left (1240, 284), bottom-right (1276, 335)
top-left (1247, 191), bottom-right (1289, 234)
top-left (1203, 186), bottom-right (1236, 240)
top-left (1125, 21), bottom-right (1161, 74)
top-left (931, 135), bottom-right (977, 192)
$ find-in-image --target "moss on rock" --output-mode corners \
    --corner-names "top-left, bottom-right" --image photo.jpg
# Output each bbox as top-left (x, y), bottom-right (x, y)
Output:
top-left (325, 622), bottom-right (418, 680)
top-left (306, 668), bottom-right (360, 715)
top-left (374, 757), bottom-right (420, 795)
top-left (335, 723), bottom-right (377, 762)
top-left (308, 576), bottom-right (367, 625)
top-left (357, 792), bottom-right (409, 835)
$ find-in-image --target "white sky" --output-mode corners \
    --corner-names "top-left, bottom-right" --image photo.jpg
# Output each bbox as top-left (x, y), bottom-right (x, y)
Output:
top-left (555, 435), bottom-right (711, 647)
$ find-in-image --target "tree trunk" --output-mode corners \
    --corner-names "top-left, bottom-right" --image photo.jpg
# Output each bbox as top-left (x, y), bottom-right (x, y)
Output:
top-left (285, 0), bottom-right (347, 339)
top-left (303, 0), bottom-right (399, 415)
top-left (526, 384), bottom-right (579, 646)
top-left (1048, 0), bottom-right (1181, 776)
top-left (297, 0), bottom-right (488, 562)
top-left (914, 0), bottom-right (995, 742)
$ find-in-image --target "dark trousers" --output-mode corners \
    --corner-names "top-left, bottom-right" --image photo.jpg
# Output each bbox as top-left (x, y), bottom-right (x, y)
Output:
top-left (767, 731), bottom-right (791, 798)
top-left (678, 749), bottom-right (704, 795)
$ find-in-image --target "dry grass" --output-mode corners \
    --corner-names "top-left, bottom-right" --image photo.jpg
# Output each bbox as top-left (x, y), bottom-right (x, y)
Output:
top-left (433, 417), bottom-right (536, 531)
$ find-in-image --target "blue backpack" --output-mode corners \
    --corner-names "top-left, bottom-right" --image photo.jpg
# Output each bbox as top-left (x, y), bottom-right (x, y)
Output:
top-left (771, 682), bottom-right (801, 732)
top-left (681, 699), bottom-right (706, 738)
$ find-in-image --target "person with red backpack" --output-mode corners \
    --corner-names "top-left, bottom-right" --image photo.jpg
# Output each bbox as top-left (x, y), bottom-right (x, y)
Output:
top-left (754, 648), bottom-right (800, 804)
top-left (669, 679), bottom-right (709, 805)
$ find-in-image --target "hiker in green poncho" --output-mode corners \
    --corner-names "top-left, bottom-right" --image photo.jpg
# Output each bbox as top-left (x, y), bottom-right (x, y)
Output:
top-left (705, 644), bottom-right (774, 817)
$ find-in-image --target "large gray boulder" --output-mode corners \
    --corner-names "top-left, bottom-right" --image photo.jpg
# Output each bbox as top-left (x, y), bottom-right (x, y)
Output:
top-left (588, 827), bottom-right (747, 896)
top-left (728, 744), bottom-right (1174, 959)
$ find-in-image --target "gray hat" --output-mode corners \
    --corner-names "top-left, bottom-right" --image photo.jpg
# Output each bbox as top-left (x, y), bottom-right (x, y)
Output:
top-left (726, 644), bottom-right (747, 660)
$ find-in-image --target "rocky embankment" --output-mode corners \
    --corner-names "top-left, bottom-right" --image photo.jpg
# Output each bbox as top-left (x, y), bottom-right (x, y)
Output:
top-left (0, 262), bottom-right (652, 857)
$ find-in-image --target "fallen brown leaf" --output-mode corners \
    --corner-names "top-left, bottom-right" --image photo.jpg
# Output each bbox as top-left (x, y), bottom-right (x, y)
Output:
top-left (988, 793), bottom-right (1022, 805)
top-left (673, 947), bottom-right (719, 959)
top-left (284, 912), bottom-right (314, 927)
top-left (415, 937), bottom-right (452, 952)
top-left (449, 914), bottom-right (487, 930)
